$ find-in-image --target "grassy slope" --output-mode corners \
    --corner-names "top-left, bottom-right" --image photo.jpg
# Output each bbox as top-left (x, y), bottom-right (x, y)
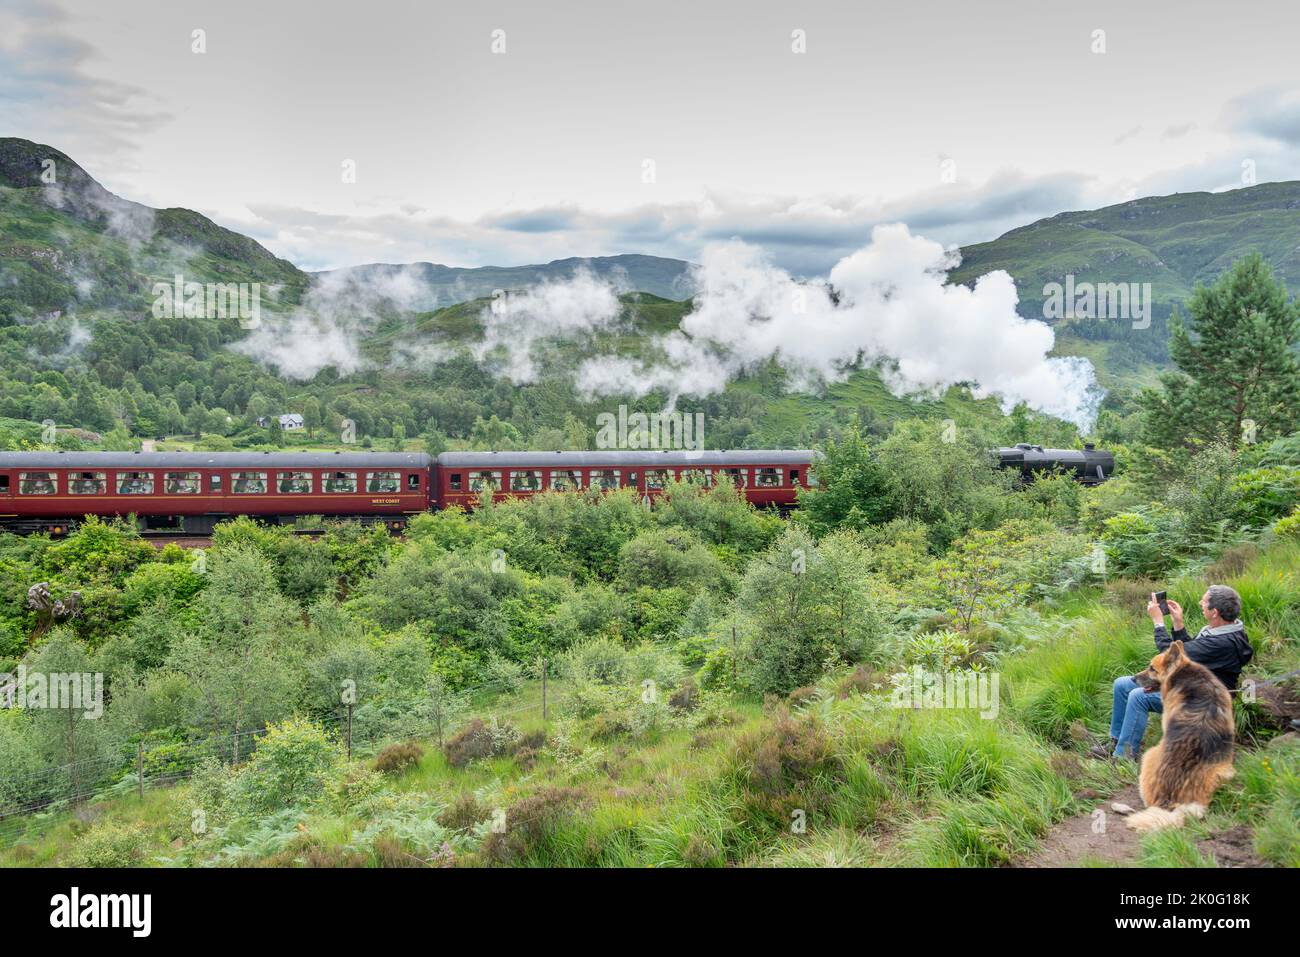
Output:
top-left (5, 541), bottom-right (1296, 869)
top-left (951, 182), bottom-right (1300, 308)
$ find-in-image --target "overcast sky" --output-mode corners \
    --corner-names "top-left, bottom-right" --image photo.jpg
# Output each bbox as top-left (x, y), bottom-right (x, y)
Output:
top-left (4, 0), bottom-right (1300, 273)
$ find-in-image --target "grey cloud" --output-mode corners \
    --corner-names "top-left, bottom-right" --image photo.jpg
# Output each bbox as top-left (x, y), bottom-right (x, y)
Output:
top-left (234, 168), bottom-right (1109, 277)
top-left (0, 0), bottom-right (170, 160)
top-left (1227, 87), bottom-right (1300, 147)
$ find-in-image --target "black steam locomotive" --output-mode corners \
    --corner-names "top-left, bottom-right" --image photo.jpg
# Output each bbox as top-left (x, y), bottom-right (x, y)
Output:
top-left (994, 443), bottom-right (1114, 485)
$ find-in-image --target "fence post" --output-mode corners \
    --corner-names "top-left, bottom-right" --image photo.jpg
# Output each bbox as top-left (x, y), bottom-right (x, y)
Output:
top-left (731, 619), bottom-right (738, 685)
top-left (540, 656), bottom-right (548, 723)
top-left (136, 742), bottom-right (144, 800)
top-left (346, 701), bottom-right (353, 760)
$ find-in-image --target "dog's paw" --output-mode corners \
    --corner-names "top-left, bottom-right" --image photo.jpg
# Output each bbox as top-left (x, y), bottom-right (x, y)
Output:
top-left (1110, 802), bottom-right (1135, 815)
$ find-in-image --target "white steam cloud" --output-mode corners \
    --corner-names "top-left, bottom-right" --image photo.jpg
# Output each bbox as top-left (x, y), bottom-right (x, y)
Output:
top-left (233, 266), bottom-right (433, 380)
top-left (473, 271), bottom-right (625, 383)
top-left (231, 223), bottom-right (1101, 428)
top-left (577, 224), bottom-right (1101, 428)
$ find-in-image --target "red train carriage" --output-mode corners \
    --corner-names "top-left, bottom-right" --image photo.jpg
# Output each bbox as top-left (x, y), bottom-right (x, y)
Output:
top-left (0, 448), bottom-right (818, 535)
top-left (433, 450), bottom-right (816, 510)
top-left (0, 451), bottom-right (433, 535)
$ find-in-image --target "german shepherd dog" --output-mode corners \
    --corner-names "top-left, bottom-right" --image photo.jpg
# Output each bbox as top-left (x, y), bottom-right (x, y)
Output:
top-left (1125, 640), bottom-right (1236, 831)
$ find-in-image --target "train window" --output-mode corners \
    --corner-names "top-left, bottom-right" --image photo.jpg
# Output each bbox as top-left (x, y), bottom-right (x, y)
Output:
top-left (366, 471), bottom-right (400, 493)
top-left (116, 471), bottom-right (154, 495)
top-left (19, 471), bottom-right (57, 495)
top-left (231, 471), bottom-right (268, 494)
top-left (209, 474), bottom-right (222, 493)
top-left (644, 469), bottom-right (670, 490)
top-left (323, 471), bottom-right (358, 493)
top-left (509, 470), bottom-right (542, 492)
top-left (449, 473), bottom-right (462, 491)
top-left (407, 474), bottom-right (420, 492)
top-left (277, 471), bottom-right (313, 494)
top-left (790, 469), bottom-right (800, 484)
top-left (164, 472), bottom-right (201, 494)
top-left (0, 475), bottom-right (9, 493)
top-left (681, 469), bottom-right (713, 487)
top-left (755, 468), bottom-right (780, 488)
top-left (69, 472), bottom-right (107, 495)
top-left (627, 471), bottom-right (637, 485)
top-left (589, 469), bottom-right (620, 490)
top-left (722, 467), bottom-right (748, 488)
top-left (467, 471), bottom-right (502, 493)
top-left (549, 470), bottom-right (581, 492)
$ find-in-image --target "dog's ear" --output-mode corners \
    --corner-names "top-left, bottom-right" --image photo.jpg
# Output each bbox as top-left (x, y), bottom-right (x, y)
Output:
top-left (1166, 640), bottom-right (1184, 663)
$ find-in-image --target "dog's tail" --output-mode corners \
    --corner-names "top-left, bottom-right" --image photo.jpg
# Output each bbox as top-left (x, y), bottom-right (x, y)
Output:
top-left (1124, 803), bottom-right (1207, 832)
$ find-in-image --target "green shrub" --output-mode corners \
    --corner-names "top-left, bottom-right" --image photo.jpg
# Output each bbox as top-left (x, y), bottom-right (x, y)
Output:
top-left (1272, 507), bottom-right (1300, 541)
top-left (1230, 467), bottom-right (1300, 526)
top-left (229, 718), bottom-right (341, 815)
top-left (324, 765), bottom-right (386, 815)
top-left (559, 636), bottom-right (631, 685)
top-left (65, 820), bottom-right (151, 868)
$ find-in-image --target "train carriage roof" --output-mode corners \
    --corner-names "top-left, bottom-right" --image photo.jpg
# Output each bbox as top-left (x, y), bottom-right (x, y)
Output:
top-left (436, 450), bottom-right (816, 468)
top-left (0, 451), bottom-right (432, 469)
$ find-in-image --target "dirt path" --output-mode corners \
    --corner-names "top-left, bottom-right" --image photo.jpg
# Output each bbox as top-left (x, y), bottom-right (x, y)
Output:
top-left (1019, 783), bottom-right (1146, 867)
top-left (1019, 782), bottom-right (1269, 868)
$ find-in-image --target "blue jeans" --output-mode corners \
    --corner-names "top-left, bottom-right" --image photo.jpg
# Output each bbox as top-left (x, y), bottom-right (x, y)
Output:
top-left (1110, 676), bottom-right (1162, 758)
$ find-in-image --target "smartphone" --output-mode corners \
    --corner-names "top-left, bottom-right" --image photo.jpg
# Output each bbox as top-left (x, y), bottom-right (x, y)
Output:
top-left (1154, 591), bottom-right (1170, 615)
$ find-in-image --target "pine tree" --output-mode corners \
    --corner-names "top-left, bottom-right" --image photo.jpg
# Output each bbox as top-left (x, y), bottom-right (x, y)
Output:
top-left (1141, 253), bottom-right (1300, 449)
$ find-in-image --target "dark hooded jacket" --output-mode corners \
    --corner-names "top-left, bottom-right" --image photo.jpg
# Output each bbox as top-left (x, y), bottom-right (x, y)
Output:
top-left (1154, 621), bottom-right (1254, 690)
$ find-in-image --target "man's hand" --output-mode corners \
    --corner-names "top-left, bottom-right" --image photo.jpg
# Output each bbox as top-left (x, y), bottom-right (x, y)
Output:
top-left (1147, 593), bottom-right (1165, 623)
top-left (1165, 598), bottom-right (1184, 631)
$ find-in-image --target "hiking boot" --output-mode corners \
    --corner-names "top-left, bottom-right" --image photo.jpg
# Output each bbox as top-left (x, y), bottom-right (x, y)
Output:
top-left (1087, 737), bottom-right (1118, 760)
top-left (1118, 746), bottom-right (1142, 764)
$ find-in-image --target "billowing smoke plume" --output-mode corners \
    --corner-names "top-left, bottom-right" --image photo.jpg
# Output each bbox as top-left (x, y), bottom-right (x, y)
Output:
top-left (232, 222), bottom-right (1101, 427)
top-left (473, 271), bottom-right (625, 383)
top-left (577, 225), bottom-right (1101, 428)
top-left (233, 266), bottom-right (433, 380)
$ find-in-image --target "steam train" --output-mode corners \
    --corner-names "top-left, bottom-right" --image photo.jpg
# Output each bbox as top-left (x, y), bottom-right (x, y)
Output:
top-left (994, 443), bottom-right (1115, 485)
top-left (0, 444), bottom-right (1111, 536)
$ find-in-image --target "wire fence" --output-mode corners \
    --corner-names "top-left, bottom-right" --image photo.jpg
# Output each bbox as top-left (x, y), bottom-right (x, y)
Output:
top-left (0, 665), bottom-right (572, 850)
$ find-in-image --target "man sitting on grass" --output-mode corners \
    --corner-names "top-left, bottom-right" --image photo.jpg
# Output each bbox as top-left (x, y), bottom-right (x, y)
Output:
top-left (1090, 585), bottom-right (1254, 761)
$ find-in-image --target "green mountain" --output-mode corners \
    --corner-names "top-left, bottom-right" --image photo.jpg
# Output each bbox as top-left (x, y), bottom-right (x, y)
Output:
top-left (952, 182), bottom-right (1300, 301)
top-left (0, 138), bottom-right (309, 319)
top-left (0, 138), bottom-right (691, 321)
top-left (318, 255), bottom-right (694, 308)
top-left (948, 182), bottom-right (1300, 387)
